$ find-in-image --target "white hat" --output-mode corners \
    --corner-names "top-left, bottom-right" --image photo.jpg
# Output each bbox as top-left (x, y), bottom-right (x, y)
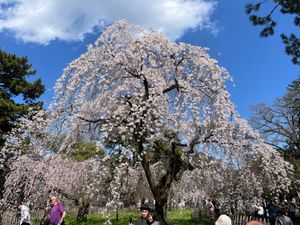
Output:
top-left (215, 215), bottom-right (232, 225)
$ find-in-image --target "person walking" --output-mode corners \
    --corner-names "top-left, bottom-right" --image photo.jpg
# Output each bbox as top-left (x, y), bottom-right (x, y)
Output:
top-left (49, 196), bottom-right (66, 225)
top-left (18, 201), bottom-right (31, 225)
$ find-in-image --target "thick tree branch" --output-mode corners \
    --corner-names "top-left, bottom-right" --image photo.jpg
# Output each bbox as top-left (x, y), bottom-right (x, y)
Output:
top-left (163, 79), bottom-right (179, 94)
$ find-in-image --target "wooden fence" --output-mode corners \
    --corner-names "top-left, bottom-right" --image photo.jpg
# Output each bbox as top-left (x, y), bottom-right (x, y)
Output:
top-left (191, 208), bottom-right (271, 225)
top-left (1, 207), bottom-right (272, 225)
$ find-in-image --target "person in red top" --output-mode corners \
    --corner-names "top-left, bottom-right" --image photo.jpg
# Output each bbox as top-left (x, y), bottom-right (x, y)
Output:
top-left (49, 196), bottom-right (66, 225)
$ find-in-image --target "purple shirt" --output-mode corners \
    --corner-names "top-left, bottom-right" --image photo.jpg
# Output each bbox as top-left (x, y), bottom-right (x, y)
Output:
top-left (50, 203), bottom-right (65, 224)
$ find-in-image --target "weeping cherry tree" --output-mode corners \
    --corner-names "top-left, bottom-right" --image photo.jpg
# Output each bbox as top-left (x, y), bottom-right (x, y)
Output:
top-left (50, 21), bottom-right (292, 224)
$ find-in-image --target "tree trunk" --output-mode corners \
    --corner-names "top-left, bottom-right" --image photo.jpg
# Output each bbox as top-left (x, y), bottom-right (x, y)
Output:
top-left (139, 141), bottom-right (188, 225)
top-left (76, 201), bottom-right (90, 221)
top-left (0, 167), bottom-right (9, 198)
top-left (53, 188), bottom-right (91, 222)
top-left (0, 170), bottom-right (5, 198)
top-left (154, 194), bottom-right (168, 225)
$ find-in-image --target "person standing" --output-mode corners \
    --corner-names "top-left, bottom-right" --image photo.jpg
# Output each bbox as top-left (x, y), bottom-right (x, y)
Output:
top-left (288, 200), bottom-right (296, 221)
top-left (253, 203), bottom-right (264, 219)
top-left (267, 200), bottom-right (277, 225)
top-left (276, 207), bottom-right (293, 225)
top-left (212, 199), bottom-right (221, 218)
top-left (246, 221), bottom-right (263, 225)
top-left (18, 202), bottom-right (31, 225)
top-left (146, 214), bottom-right (159, 225)
top-left (215, 214), bottom-right (232, 225)
top-left (49, 196), bottom-right (66, 225)
top-left (129, 204), bottom-right (151, 225)
top-left (207, 199), bottom-right (215, 218)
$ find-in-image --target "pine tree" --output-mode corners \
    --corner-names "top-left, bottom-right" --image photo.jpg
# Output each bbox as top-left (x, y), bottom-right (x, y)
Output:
top-left (0, 49), bottom-right (45, 197)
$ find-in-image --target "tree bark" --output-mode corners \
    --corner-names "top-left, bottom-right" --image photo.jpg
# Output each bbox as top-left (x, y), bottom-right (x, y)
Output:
top-left (154, 190), bottom-right (168, 225)
top-left (139, 141), bottom-right (188, 225)
top-left (53, 187), bottom-right (90, 222)
top-left (76, 201), bottom-right (90, 221)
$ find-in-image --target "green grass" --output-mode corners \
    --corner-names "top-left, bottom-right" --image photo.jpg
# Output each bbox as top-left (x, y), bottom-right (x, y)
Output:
top-left (168, 209), bottom-right (211, 225)
top-left (64, 209), bottom-right (211, 225)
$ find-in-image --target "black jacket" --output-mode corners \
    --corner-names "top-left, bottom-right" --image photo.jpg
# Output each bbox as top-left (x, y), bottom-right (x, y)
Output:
top-left (134, 218), bottom-right (148, 225)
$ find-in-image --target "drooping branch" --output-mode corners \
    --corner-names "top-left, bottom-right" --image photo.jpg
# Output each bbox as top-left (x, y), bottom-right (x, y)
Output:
top-left (53, 187), bottom-right (80, 205)
top-left (76, 116), bottom-right (104, 123)
top-left (163, 78), bottom-right (179, 94)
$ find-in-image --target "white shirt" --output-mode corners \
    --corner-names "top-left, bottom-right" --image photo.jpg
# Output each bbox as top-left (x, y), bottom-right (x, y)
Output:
top-left (20, 205), bottom-right (31, 225)
top-left (255, 206), bottom-right (264, 216)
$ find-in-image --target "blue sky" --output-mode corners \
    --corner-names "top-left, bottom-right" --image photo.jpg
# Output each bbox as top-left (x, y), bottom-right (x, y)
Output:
top-left (0, 0), bottom-right (298, 118)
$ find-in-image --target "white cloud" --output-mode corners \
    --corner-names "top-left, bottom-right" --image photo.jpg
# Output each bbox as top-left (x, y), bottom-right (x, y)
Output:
top-left (0, 0), bottom-right (217, 45)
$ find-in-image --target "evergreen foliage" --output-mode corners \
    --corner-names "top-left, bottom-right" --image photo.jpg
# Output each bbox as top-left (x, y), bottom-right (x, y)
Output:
top-left (245, 0), bottom-right (300, 65)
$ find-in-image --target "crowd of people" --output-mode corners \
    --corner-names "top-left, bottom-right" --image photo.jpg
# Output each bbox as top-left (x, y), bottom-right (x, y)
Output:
top-left (127, 197), bottom-right (298, 225)
top-left (0, 195), bottom-right (299, 225)
top-left (203, 197), bottom-right (299, 225)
